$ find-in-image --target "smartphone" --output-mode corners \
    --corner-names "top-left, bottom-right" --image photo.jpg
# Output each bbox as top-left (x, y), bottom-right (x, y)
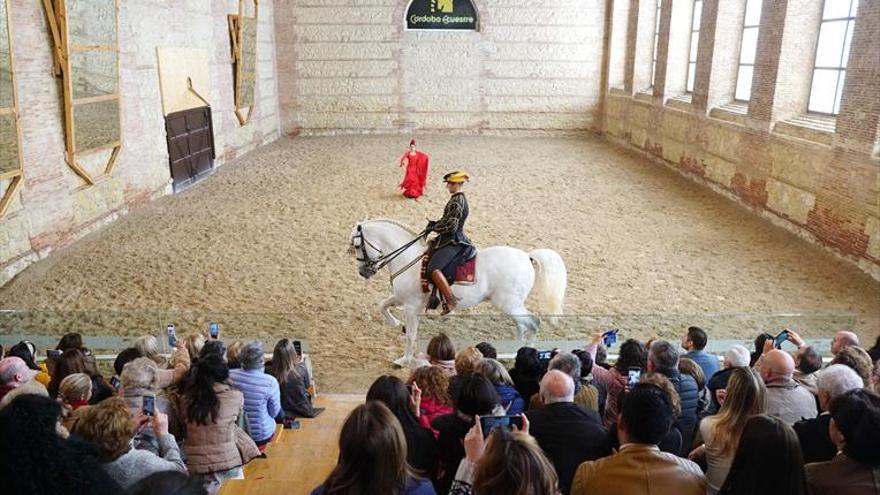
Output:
top-left (480, 415), bottom-right (524, 437)
top-left (293, 340), bottom-right (302, 356)
top-left (406, 384), bottom-right (413, 394)
top-left (142, 395), bottom-right (156, 417)
top-left (537, 350), bottom-right (552, 361)
top-left (773, 330), bottom-right (789, 349)
top-left (46, 349), bottom-right (62, 359)
top-left (627, 367), bottom-right (641, 388)
top-left (209, 322), bottom-right (220, 339)
top-left (166, 324), bottom-right (177, 348)
top-left (602, 329), bottom-right (620, 347)
top-left (110, 376), bottom-right (121, 390)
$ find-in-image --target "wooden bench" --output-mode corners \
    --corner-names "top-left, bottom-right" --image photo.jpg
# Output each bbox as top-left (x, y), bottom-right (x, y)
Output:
top-left (218, 394), bottom-right (364, 495)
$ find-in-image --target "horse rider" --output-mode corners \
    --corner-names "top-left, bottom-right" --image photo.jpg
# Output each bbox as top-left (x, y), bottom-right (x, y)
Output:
top-left (424, 171), bottom-right (475, 314)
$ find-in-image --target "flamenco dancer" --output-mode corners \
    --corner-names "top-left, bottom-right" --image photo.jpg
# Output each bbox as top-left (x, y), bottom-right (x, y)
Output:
top-left (399, 139), bottom-right (429, 199)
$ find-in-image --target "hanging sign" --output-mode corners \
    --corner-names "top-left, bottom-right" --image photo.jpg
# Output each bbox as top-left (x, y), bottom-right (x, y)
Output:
top-left (406, 0), bottom-right (479, 31)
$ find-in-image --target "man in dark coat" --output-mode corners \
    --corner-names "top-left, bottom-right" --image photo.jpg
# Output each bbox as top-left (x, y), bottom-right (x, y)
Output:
top-left (527, 370), bottom-right (610, 495)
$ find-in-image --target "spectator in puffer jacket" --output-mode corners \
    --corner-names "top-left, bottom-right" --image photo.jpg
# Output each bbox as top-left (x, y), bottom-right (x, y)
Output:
top-left (229, 341), bottom-right (281, 449)
top-left (475, 358), bottom-right (525, 415)
top-left (409, 365), bottom-right (453, 439)
top-left (648, 340), bottom-right (699, 454)
top-left (181, 351), bottom-right (259, 493)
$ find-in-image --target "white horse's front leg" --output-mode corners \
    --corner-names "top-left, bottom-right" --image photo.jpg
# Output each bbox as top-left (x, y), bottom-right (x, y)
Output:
top-left (379, 295), bottom-right (402, 327)
top-left (393, 305), bottom-right (420, 368)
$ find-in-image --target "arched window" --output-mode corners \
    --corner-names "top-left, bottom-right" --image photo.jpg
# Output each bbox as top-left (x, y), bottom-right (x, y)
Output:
top-left (808, 0), bottom-right (857, 115)
top-left (734, 0), bottom-right (762, 101)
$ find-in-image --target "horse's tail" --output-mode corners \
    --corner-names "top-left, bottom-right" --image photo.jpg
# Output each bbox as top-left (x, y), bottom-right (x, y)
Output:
top-left (528, 249), bottom-right (567, 325)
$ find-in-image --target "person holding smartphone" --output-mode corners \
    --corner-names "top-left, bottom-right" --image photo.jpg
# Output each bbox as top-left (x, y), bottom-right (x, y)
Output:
top-left (449, 412), bottom-right (561, 495)
top-left (584, 332), bottom-right (648, 428)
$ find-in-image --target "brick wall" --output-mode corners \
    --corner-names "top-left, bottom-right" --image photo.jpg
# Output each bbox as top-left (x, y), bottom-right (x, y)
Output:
top-left (603, 0), bottom-right (880, 280)
top-left (0, 0), bottom-right (281, 286)
top-left (276, 0), bottom-right (606, 135)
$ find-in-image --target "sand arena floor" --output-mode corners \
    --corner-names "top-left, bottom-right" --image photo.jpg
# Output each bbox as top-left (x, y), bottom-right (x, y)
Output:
top-left (0, 135), bottom-right (878, 391)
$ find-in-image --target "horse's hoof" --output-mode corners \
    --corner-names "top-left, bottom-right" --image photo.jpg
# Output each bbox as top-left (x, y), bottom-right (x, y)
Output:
top-left (392, 356), bottom-right (412, 368)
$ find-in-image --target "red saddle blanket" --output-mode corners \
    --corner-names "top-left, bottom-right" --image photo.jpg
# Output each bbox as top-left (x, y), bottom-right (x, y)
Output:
top-left (455, 256), bottom-right (477, 284)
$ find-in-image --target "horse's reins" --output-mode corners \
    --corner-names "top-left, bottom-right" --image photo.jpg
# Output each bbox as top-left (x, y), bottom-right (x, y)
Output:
top-left (353, 225), bottom-right (428, 282)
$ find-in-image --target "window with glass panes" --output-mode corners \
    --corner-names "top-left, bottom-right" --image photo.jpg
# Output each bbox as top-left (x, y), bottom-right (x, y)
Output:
top-left (651, 0), bottom-right (662, 87)
top-left (734, 0), bottom-right (762, 101)
top-left (808, 0), bottom-right (857, 115)
top-left (685, 0), bottom-right (702, 93)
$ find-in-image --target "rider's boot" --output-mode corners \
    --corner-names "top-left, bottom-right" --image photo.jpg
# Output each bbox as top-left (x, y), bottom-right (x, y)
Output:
top-left (431, 269), bottom-right (459, 315)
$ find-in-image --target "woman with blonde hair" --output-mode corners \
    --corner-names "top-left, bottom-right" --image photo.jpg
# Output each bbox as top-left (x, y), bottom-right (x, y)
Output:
top-left (450, 414), bottom-right (559, 495)
top-left (475, 358), bottom-right (525, 415)
top-left (689, 366), bottom-right (767, 495)
top-left (184, 334), bottom-right (206, 363)
top-left (450, 347), bottom-right (483, 398)
top-left (58, 373), bottom-right (92, 432)
top-left (409, 365), bottom-right (453, 438)
top-left (132, 335), bottom-right (191, 388)
top-left (75, 397), bottom-right (186, 489)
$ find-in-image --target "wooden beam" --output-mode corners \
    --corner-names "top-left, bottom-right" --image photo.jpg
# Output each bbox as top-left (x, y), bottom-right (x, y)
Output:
top-left (103, 145), bottom-right (122, 176)
top-left (41, 0), bottom-right (64, 76)
top-left (0, 174), bottom-right (23, 217)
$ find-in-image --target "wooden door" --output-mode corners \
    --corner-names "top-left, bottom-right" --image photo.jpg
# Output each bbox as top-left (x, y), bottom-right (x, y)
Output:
top-left (165, 106), bottom-right (215, 190)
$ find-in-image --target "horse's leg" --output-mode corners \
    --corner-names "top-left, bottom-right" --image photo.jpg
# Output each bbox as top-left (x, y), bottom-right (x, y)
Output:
top-left (512, 314), bottom-right (539, 347)
top-left (379, 295), bottom-right (402, 327)
top-left (393, 304), bottom-right (420, 368)
top-left (499, 298), bottom-right (540, 347)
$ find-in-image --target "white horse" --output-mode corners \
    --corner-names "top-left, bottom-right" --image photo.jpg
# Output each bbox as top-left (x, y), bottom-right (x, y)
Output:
top-left (349, 219), bottom-right (567, 366)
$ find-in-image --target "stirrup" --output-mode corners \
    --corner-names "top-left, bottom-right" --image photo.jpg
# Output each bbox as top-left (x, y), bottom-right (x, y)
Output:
top-left (441, 295), bottom-right (459, 315)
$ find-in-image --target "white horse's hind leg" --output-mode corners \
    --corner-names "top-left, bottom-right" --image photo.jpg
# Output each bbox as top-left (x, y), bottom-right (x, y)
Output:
top-left (379, 295), bottom-right (402, 327)
top-left (393, 305), bottom-right (420, 368)
top-left (502, 301), bottom-right (540, 347)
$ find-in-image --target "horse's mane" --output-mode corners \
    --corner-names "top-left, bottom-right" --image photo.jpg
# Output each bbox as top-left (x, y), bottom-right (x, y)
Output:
top-left (363, 218), bottom-right (420, 237)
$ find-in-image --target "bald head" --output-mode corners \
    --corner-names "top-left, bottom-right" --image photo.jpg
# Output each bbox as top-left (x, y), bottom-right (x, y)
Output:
top-left (832, 331), bottom-right (859, 356)
top-left (540, 369), bottom-right (575, 404)
top-left (0, 357), bottom-right (31, 388)
top-left (761, 349), bottom-right (795, 384)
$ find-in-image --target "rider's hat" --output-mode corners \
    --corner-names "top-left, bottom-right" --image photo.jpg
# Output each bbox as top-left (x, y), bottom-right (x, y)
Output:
top-left (443, 171), bottom-right (470, 183)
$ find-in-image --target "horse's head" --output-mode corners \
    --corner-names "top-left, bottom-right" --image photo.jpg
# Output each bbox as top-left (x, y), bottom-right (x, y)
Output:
top-left (349, 222), bottom-right (379, 279)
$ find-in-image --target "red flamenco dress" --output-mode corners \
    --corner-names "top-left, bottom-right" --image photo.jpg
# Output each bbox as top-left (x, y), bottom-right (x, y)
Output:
top-left (399, 150), bottom-right (429, 199)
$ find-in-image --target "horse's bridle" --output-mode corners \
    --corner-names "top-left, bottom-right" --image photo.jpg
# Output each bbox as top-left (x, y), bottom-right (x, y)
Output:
top-left (350, 224), bottom-right (428, 277)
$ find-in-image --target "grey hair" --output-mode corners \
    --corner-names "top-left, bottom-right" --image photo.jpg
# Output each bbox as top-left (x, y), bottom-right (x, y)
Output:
top-left (133, 335), bottom-right (163, 364)
top-left (548, 352), bottom-right (581, 381)
top-left (649, 340), bottom-right (680, 371)
top-left (540, 370), bottom-right (575, 405)
top-left (121, 357), bottom-right (159, 391)
top-left (725, 345), bottom-right (751, 368)
top-left (475, 358), bottom-right (514, 387)
top-left (817, 364), bottom-right (864, 400)
top-left (239, 341), bottom-right (266, 370)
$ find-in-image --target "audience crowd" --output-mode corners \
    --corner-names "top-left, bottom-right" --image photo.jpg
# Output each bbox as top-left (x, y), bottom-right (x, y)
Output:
top-left (0, 328), bottom-right (878, 495)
